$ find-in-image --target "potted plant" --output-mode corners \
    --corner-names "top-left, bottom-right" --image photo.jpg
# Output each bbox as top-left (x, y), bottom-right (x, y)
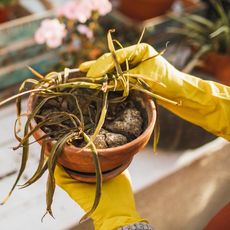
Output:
top-left (170, 0), bottom-right (230, 85)
top-left (117, 0), bottom-right (176, 21)
top-left (0, 28), bottom-right (181, 221)
top-left (0, 0), bottom-right (31, 23)
top-left (34, 0), bottom-right (113, 69)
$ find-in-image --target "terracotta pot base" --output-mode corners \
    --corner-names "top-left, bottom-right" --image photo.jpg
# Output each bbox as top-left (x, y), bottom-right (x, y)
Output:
top-left (64, 158), bottom-right (133, 183)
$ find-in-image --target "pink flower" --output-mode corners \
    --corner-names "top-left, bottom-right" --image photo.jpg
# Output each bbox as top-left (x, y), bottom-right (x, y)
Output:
top-left (56, 0), bottom-right (92, 23)
top-left (56, 0), bottom-right (112, 22)
top-left (34, 19), bottom-right (66, 48)
top-left (34, 27), bottom-right (45, 44)
top-left (90, 0), bottom-right (112, 16)
top-left (77, 24), bottom-right (93, 39)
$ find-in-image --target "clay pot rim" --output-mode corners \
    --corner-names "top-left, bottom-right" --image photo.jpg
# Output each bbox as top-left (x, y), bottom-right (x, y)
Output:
top-left (27, 93), bottom-right (156, 156)
top-left (65, 158), bottom-right (133, 183)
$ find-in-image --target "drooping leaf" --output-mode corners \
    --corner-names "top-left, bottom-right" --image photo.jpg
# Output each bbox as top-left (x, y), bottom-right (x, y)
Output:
top-left (80, 132), bottom-right (102, 221)
top-left (187, 14), bottom-right (214, 28)
top-left (0, 126), bottom-right (29, 205)
top-left (0, 89), bottom-right (42, 107)
top-left (130, 83), bottom-right (179, 106)
top-left (0, 96), bottom-right (54, 204)
top-left (153, 103), bottom-right (160, 153)
top-left (19, 142), bottom-right (47, 188)
top-left (27, 66), bottom-right (44, 79)
top-left (16, 79), bottom-right (39, 132)
top-left (43, 132), bottom-right (76, 220)
top-left (82, 91), bottom-right (108, 150)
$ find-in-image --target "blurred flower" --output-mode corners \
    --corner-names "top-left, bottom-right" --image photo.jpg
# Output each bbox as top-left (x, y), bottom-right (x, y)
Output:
top-left (77, 24), bottom-right (93, 39)
top-left (56, 0), bottom-right (112, 21)
top-left (90, 0), bottom-right (112, 16)
top-left (56, 0), bottom-right (92, 23)
top-left (34, 19), bottom-right (66, 48)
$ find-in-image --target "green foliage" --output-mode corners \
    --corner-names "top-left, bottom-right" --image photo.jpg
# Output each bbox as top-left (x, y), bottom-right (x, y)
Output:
top-left (170, 0), bottom-right (230, 72)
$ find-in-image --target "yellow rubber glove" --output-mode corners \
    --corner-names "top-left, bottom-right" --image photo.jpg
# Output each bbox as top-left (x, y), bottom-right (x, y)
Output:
top-left (55, 43), bottom-right (230, 230)
top-left (55, 166), bottom-right (146, 230)
top-left (80, 43), bottom-right (230, 141)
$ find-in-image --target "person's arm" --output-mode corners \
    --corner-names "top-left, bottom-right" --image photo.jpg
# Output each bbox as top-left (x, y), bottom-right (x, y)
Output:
top-left (155, 69), bottom-right (230, 141)
top-left (55, 43), bottom-right (230, 230)
top-left (80, 43), bottom-right (230, 141)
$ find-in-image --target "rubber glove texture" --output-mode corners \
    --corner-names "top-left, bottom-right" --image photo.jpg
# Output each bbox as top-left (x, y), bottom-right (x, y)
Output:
top-left (55, 166), bottom-right (146, 230)
top-left (80, 43), bottom-right (230, 141)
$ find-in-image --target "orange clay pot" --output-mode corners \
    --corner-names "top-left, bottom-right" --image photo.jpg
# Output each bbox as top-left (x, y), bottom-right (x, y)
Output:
top-left (117, 0), bottom-right (175, 21)
top-left (203, 202), bottom-right (230, 230)
top-left (0, 7), bottom-right (9, 23)
top-left (200, 52), bottom-right (230, 86)
top-left (28, 93), bottom-right (156, 183)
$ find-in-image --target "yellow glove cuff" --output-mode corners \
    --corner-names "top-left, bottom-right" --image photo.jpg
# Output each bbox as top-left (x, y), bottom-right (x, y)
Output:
top-left (55, 165), bottom-right (146, 230)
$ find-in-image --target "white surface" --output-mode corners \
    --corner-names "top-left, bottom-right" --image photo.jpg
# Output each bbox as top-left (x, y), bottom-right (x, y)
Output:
top-left (0, 101), bottom-right (226, 230)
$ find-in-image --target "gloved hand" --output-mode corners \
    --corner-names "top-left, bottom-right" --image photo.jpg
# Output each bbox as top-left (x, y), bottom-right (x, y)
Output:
top-left (55, 166), bottom-right (146, 230)
top-left (55, 43), bottom-right (230, 230)
top-left (80, 43), bottom-right (230, 141)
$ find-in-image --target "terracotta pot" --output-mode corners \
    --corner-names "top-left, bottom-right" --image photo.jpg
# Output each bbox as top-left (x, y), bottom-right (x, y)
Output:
top-left (200, 52), bottom-right (230, 86)
top-left (0, 7), bottom-right (9, 23)
top-left (117, 0), bottom-right (175, 21)
top-left (203, 201), bottom-right (230, 230)
top-left (28, 93), bottom-right (156, 182)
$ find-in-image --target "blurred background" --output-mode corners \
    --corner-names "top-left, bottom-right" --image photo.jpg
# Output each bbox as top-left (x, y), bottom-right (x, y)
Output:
top-left (1, 0), bottom-right (230, 229)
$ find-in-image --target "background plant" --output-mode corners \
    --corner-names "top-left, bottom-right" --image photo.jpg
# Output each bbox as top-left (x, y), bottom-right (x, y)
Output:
top-left (0, 29), bottom-right (181, 222)
top-left (170, 0), bottom-right (230, 72)
top-left (34, 0), bottom-right (112, 68)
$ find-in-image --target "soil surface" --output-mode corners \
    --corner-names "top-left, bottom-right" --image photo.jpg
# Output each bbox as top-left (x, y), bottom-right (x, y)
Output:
top-left (35, 90), bottom-right (146, 149)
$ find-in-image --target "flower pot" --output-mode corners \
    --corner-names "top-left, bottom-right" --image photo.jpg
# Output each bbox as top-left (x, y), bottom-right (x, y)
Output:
top-left (28, 93), bottom-right (156, 183)
top-left (0, 7), bottom-right (9, 23)
top-left (117, 0), bottom-right (175, 21)
top-left (200, 52), bottom-right (230, 86)
top-left (204, 201), bottom-right (230, 230)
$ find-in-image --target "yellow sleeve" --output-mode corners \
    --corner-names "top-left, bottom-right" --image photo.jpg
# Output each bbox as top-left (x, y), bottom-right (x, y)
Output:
top-left (79, 43), bottom-right (230, 141)
top-left (155, 66), bottom-right (230, 141)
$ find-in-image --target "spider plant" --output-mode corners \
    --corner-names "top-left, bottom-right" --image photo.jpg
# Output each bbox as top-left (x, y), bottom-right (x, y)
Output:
top-left (169, 0), bottom-right (230, 73)
top-left (0, 30), bottom-right (179, 222)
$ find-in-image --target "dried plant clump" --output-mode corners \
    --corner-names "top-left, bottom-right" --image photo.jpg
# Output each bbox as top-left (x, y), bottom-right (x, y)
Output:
top-left (170, 0), bottom-right (230, 73)
top-left (0, 30), bottom-right (179, 221)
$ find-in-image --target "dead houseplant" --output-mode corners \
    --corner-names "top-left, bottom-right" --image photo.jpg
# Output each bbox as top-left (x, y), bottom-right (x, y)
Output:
top-left (0, 31), bottom-right (178, 221)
